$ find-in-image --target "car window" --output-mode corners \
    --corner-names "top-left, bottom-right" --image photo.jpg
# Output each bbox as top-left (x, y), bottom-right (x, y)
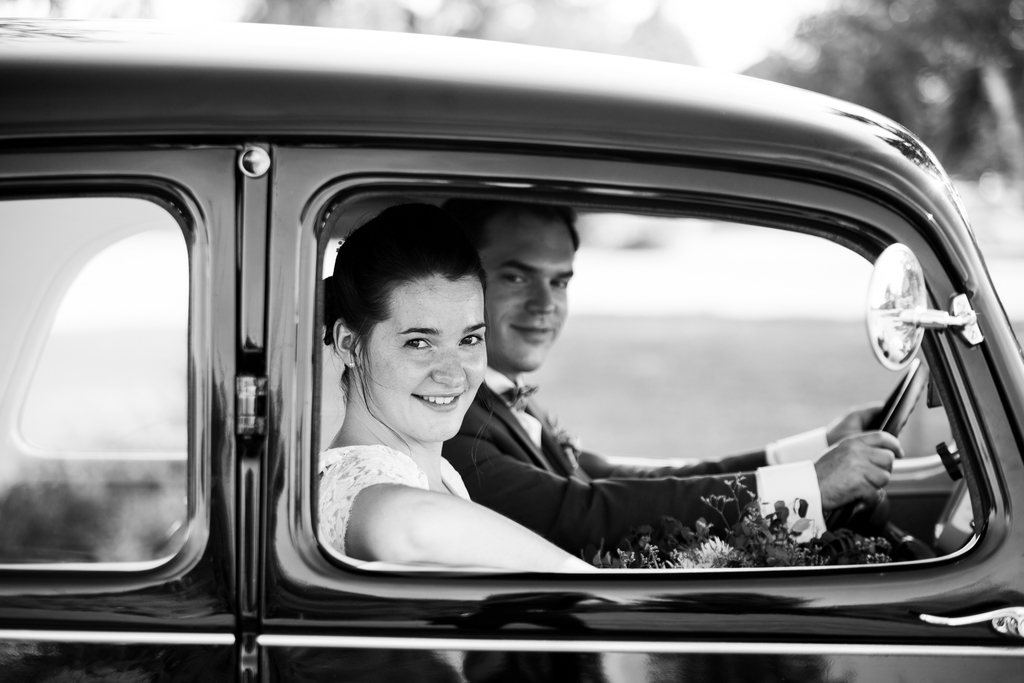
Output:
top-left (0, 197), bottom-right (188, 565)
top-left (534, 212), bottom-right (952, 461)
top-left (316, 200), bottom-right (972, 572)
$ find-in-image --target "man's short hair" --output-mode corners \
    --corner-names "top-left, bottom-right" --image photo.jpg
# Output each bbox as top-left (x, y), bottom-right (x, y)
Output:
top-left (441, 199), bottom-right (579, 252)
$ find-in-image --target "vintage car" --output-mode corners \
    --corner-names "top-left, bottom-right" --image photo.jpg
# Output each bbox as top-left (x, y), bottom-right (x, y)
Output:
top-left (1, 18), bottom-right (1023, 682)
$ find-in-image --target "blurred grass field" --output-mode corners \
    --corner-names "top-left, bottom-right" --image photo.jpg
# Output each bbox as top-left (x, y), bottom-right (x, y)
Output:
top-left (531, 315), bottom-right (1024, 461)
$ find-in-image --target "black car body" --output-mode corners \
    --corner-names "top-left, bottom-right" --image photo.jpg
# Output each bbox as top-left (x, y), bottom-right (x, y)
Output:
top-left (2, 19), bottom-right (1023, 682)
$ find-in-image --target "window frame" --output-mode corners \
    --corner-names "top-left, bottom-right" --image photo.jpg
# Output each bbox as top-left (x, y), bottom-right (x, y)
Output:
top-left (265, 145), bottom-right (1015, 643)
top-left (312, 194), bottom-right (972, 571)
top-left (0, 150), bottom-right (226, 583)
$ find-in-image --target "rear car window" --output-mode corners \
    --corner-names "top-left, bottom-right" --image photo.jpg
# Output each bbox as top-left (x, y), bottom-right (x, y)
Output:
top-left (0, 197), bottom-right (188, 564)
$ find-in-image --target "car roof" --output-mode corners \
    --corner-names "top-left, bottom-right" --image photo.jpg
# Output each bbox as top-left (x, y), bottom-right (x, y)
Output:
top-left (0, 19), bottom-right (974, 257)
top-left (0, 21), bottom-right (939, 156)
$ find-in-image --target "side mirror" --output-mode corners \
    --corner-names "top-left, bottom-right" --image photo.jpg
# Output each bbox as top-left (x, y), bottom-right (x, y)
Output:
top-left (866, 243), bottom-right (983, 371)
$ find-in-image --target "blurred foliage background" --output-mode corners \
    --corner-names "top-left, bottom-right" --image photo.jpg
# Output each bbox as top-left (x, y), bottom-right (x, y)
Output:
top-left (759, 0), bottom-right (1024, 206)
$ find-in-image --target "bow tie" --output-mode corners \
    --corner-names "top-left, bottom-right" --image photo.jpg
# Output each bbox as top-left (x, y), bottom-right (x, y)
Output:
top-left (500, 384), bottom-right (538, 412)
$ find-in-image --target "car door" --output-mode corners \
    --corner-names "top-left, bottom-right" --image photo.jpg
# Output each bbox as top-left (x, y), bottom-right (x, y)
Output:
top-left (0, 148), bottom-right (239, 681)
top-left (259, 144), bottom-right (1024, 683)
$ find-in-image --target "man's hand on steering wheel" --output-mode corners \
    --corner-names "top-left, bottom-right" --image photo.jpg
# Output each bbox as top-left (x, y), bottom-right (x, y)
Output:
top-left (821, 360), bottom-right (926, 531)
top-left (825, 403), bottom-right (884, 447)
top-left (815, 432), bottom-right (903, 511)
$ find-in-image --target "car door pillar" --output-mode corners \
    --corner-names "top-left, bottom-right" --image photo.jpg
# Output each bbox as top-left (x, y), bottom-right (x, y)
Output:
top-left (236, 144), bottom-right (272, 680)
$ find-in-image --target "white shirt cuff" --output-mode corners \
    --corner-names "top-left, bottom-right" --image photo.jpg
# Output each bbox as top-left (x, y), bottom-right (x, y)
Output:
top-left (765, 426), bottom-right (829, 465)
top-left (755, 461), bottom-right (825, 542)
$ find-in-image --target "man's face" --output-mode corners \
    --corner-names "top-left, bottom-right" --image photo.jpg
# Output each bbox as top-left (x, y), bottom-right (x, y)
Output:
top-left (477, 209), bottom-right (575, 379)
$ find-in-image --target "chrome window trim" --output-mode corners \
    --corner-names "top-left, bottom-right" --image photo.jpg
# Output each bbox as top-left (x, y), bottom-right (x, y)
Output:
top-left (0, 630), bottom-right (234, 645)
top-left (257, 634), bottom-right (1024, 657)
top-left (316, 530), bottom-right (980, 575)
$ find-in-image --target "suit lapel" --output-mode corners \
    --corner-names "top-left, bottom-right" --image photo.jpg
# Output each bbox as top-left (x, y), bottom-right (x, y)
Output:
top-left (478, 385), bottom-right (556, 474)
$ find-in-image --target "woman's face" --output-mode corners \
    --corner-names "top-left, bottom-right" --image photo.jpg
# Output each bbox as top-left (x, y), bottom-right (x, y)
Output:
top-left (357, 275), bottom-right (486, 447)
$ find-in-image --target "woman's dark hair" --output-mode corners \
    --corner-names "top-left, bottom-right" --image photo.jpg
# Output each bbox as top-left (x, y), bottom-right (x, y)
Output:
top-left (322, 203), bottom-right (486, 354)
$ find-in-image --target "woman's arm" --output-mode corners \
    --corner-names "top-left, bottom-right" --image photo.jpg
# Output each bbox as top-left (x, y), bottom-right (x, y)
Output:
top-left (344, 484), bottom-right (596, 572)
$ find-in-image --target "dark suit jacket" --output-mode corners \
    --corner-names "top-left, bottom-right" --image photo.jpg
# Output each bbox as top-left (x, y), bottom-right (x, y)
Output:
top-left (442, 385), bottom-right (768, 553)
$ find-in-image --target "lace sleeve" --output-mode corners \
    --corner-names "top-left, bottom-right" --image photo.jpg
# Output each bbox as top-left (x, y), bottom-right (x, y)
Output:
top-left (318, 445), bottom-right (427, 556)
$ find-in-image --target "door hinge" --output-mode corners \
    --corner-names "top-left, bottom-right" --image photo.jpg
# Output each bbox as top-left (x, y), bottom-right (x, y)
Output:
top-left (236, 376), bottom-right (268, 436)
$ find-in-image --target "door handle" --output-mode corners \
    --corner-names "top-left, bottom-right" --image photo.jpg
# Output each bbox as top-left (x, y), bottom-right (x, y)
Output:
top-left (920, 607), bottom-right (1024, 638)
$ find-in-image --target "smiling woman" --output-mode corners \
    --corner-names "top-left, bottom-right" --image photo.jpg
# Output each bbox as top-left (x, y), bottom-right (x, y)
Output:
top-left (329, 274), bottom-right (487, 462)
top-left (316, 203), bottom-right (593, 571)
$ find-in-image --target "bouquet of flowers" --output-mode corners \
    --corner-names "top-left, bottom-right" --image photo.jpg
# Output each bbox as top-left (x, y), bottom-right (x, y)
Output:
top-left (582, 476), bottom-right (891, 569)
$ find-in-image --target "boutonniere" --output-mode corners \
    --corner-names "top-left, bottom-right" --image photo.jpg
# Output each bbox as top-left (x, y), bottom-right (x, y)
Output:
top-left (550, 417), bottom-right (582, 470)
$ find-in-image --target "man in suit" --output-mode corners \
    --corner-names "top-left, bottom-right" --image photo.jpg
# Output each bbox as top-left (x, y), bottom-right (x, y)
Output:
top-left (441, 200), bottom-right (902, 553)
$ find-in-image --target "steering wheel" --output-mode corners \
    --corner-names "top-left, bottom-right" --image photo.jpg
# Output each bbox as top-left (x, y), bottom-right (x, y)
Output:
top-left (825, 358), bottom-right (929, 532)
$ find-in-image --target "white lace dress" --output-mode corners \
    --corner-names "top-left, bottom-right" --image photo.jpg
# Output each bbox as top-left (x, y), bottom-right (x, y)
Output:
top-left (318, 444), bottom-right (471, 557)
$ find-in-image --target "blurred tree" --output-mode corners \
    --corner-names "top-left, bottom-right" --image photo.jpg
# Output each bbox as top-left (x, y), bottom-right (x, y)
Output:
top-left (751, 0), bottom-right (1024, 197)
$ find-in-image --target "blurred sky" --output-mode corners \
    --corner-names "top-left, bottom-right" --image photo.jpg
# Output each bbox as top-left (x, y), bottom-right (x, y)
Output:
top-left (2, 0), bottom-right (833, 73)
top-left (658, 0), bottom-right (832, 72)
